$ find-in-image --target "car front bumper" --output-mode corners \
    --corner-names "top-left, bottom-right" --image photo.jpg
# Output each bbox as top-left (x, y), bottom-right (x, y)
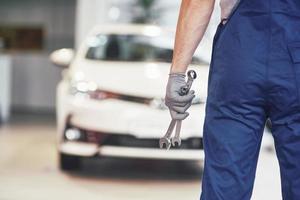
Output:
top-left (60, 141), bottom-right (204, 161)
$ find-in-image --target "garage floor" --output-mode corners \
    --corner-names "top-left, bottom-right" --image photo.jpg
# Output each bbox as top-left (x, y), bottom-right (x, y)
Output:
top-left (0, 113), bottom-right (282, 200)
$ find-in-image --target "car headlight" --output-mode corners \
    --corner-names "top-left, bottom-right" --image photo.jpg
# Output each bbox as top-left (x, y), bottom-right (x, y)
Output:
top-left (69, 80), bottom-right (155, 103)
top-left (150, 98), bottom-right (168, 110)
top-left (69, 80), bottom-right (98, 95)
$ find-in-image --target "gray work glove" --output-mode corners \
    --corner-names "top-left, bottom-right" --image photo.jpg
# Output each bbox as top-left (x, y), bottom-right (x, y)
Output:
top-left (165, 72), bottom-right (195, 120)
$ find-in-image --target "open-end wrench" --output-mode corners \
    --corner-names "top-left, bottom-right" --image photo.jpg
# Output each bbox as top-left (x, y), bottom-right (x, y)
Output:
top-left (159, 119), bottom-right (176, 150)
top-left (159, 70), bottom-right (197, 150)
top-left (171, 70), bottom-right (197, 147)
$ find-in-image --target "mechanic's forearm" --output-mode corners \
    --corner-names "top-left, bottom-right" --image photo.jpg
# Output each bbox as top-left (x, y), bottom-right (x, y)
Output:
top-left (171, 0), bottom-right (215, 73)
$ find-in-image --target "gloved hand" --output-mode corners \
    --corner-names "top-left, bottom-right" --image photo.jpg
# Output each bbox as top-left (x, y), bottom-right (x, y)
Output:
top-left (165, 72), bottom-right (195, 120)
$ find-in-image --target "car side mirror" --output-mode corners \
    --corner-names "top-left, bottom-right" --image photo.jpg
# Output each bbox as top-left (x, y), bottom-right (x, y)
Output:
top-left (50, 48), bottom-right (75, 68)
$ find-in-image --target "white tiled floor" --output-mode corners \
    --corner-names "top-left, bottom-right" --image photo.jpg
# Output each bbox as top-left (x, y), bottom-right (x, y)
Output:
top-left (0, 114), bottom-right (281, 200)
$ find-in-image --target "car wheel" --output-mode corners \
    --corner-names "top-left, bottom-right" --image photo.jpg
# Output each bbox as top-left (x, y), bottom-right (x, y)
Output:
top-left (59, 153), bottom-right (81, 171)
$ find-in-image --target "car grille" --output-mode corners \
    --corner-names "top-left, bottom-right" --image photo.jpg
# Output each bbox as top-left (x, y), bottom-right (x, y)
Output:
top-left (103, 134), bottom-right (203, 150)
top-left (89, 89), bottom-right (154, 105)
top-left (64, 126), bottom-right (203, 150)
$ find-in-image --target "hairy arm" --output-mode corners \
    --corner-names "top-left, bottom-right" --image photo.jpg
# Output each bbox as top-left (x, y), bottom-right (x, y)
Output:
top-left (171, 0), bottom-right (215, 73)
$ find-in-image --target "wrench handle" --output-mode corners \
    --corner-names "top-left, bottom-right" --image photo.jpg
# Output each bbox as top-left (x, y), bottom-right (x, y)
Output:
top-left (175, 120), bottom-right (182, 137)
top-left (163, 119), bottom-right (176, 138)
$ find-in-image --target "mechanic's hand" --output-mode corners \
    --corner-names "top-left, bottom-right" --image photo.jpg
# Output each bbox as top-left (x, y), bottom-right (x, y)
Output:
top-left (165, 72), bottom-right (195, 120)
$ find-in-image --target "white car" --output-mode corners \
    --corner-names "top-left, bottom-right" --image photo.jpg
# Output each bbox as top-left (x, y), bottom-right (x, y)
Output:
top-left (51, 24), bottom-right (208, 170)
top-left (51, 24), bottom-right (272, 171)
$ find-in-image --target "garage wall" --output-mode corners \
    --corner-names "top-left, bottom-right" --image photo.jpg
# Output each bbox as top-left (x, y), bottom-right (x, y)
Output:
top-left (75, 0), bottom-right (181, 46)
top-left (0, 0), bottom-right (76, 112)
top-left (75, 0), bottom-right (110, 47)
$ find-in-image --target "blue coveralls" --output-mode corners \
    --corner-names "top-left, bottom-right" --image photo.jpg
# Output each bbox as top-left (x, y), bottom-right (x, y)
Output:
top-left (200, 0), bottom-right (300, 199)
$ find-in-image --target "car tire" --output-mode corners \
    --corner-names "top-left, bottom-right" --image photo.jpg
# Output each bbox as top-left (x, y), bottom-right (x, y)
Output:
top-left (59, 153), bottom-right (81, 171)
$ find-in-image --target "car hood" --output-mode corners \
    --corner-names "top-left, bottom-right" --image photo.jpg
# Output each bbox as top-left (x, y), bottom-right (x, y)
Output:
top-left (69, 59), bottom-right (209, 99)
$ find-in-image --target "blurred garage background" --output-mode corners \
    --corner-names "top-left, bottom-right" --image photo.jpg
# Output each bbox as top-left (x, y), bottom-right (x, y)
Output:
top-left (0, 0), bottom-right (281, 199)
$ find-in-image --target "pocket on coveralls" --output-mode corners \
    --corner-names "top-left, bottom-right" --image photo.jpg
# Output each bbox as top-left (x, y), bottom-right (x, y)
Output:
top-left (287, 42), bottom-right (300, 105)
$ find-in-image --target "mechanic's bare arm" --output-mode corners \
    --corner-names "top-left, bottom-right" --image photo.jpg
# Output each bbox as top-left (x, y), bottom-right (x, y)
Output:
top-left (171, 0), bottom-right (215, 73)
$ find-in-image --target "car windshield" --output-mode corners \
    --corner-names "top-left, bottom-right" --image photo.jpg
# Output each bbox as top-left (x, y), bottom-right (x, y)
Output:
top-left (85, 34), bottom-right (206, 64)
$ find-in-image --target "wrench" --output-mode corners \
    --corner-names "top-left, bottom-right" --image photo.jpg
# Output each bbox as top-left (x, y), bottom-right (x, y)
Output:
top-left (159, 70), bottom-right (197, 150)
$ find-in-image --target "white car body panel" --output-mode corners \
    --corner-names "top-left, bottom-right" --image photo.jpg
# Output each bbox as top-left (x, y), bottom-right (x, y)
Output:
top-left (60, 142), bottom-right (205, 160)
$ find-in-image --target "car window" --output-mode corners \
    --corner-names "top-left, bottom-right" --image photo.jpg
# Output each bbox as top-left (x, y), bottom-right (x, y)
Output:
top-left (85, 34), bottom-right (206, 64)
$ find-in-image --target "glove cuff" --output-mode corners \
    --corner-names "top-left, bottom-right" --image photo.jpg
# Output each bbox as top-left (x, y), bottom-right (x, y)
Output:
top-left (168, 72), bottom-right (186, 78)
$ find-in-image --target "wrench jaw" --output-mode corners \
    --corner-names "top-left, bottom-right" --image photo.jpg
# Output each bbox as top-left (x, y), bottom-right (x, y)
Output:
top-left (159, 119), bottom-right (176, 150)
top-left (159, 138), bottom-right (172, 150)
top-left (171, 137), bottom-right (181, 147)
